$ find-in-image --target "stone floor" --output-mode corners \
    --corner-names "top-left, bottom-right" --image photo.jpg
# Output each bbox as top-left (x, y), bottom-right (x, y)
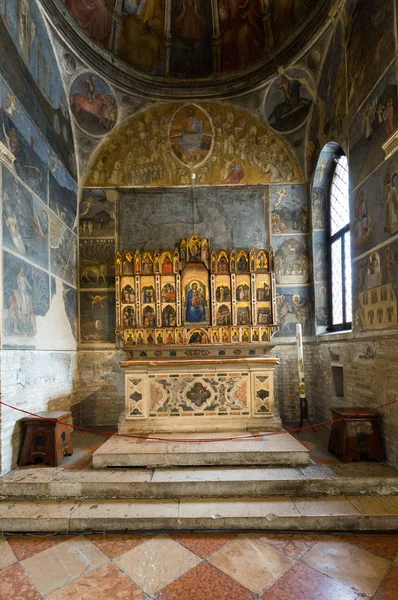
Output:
top-left (1, 531), bottom-right (398, 599)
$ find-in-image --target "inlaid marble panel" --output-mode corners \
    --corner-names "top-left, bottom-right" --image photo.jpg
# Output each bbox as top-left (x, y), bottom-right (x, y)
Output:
top-left (148, 373), bottom-right (249, 418)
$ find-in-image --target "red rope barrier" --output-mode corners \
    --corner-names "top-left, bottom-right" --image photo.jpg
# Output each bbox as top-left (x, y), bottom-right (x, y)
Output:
top-left (1, 398), bottom-right (398, 443)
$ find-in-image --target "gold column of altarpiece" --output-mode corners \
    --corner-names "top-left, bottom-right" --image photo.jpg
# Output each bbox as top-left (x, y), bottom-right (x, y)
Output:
top-left (115, 235), bottom-right (279, 347)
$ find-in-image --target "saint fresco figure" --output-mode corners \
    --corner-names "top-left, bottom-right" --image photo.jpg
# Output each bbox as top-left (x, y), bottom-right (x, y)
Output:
top-left (381, 179), bottom-right (398, 234)
top-left (120, 0), bottom-right (165, 73)
top-left (354, 190), bottom-right (369, 241)
top-left (5, 264), bottom-right (36, 337)
top-left (66, 0), bottom-right (115, 46)
top-left (218, 0), bottom-right (265, 71)
top-left (171, 0), bottom-right (212, 77)
top-left (186, 282), bottom-right (206, 322)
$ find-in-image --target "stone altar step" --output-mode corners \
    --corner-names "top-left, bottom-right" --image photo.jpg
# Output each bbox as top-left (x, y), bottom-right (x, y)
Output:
top-left (2, 462), bottom-right (398, 500)
top-left (1, 495), bottom-right (398, 533)
top-left (92, 431), bottom-right (310, 468)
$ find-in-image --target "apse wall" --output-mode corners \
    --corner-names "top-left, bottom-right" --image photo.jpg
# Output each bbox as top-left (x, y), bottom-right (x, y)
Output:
top-left (307, 0), bottom-right (398, 467)
top-left (0, 0), bottom-right (78, 473)
top-left (32, 0), bottom-right (398, 467)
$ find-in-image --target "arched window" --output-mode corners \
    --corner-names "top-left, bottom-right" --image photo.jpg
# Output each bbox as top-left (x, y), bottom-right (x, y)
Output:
top-left (329, 154), bottom-right (352, 330)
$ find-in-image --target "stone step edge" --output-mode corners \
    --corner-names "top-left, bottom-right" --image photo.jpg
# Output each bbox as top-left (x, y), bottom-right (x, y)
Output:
top-left (1, 497), bottom-right (398, 532)
top-left (92, 453), bottom-right (311, 468)
top-left (1, 477), bottom-right (398, 499)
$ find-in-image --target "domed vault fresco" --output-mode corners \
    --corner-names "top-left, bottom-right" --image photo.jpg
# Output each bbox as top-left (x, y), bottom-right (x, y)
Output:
top-left (41, 0), bottom-right (331, 97)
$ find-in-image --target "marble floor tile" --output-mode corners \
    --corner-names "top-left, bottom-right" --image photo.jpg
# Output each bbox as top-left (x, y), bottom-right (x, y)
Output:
top-left (0, 535), bottom-right (17, 571)
top-left (21, 536), bottom-right (108, 597)
top-left (0, 562), bottom-right (40, 600)
top-left (45, 562), bottom-right (146, 600)
top-left (6, 534), bottom-right (74, 561)
top-left (89, 533), bottom-right (153, 558)
top-left (156, 560), bottom-right (256, 600)
top-left (302, 539), bottom-right (390, 597)
top-left (333, 534), bottom-right (398, 561)
top-left (114, 534), bottom-right (202, 596)
top-left (169, 532), bottom-right (236, 558)
top-left (257, 533), bottom-right (321, 559)
top-left (262, 561), bottom-right (360, 600)
top-left (373, 564), bottom-right (398, 600)
top-left (208, 533), bottom-right (294, 595)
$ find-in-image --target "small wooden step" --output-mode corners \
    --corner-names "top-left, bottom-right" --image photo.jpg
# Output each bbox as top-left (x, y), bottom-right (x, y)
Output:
top-left (1, 496), bottom-right (398, 532)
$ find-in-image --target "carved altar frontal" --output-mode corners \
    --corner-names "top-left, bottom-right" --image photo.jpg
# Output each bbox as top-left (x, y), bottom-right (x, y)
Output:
top-left (119, 357), bottom-right (281, 434)
top-left (115, 235), bottom-right (279, 349)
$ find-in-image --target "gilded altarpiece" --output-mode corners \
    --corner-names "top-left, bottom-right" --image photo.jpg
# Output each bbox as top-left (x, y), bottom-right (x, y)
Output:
top-left (116, 237), bottom-right (281, 433)
top-left (116, 236), bottom-right (278, 348)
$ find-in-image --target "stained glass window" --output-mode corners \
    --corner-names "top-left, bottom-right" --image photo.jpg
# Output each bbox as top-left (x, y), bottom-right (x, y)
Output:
top-left (330, 155), bottom-right (352, 330)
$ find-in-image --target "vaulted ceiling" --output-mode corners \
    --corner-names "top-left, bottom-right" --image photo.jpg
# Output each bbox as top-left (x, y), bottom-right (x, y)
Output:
top-left (40, 0), bottom-right (331, 98)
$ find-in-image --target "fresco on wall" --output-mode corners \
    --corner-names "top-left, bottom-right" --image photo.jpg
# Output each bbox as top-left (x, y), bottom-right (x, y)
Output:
top-left (2, 168), bottom-right (49, 271)
top-left (275, 286), bottom-right (313, 337)
top-left (352, 239), bottom-right (398, 331)
top-left (49, 166), bottom-right (78, 231)
top-left (2, 250), bottom-right (50, 347)
top-left (352, 157), bottom-right (398, 258)
top-left (349, 63), bottom-right (397, 189)
top-left (346, 0), bottom-right (395, 117)
top-left (273, 236), bottom-right (311, 286)
top-left (265, 68), bottom-right (313, 133)
top-left (314, 282), bottom-right (329, 327)
top-left (69, 73), bottom-right (117, 136)
top-left (62, 283), bottom-right (78, 341)
top-left (85, 102), bottom-right (301, 187)
top-left (119, 186), bottom-right (269, 251)
top-left (0, 80), bottom-right (49, 204)
top-left (169, 104), bottom-right (213, 169)
top-left (270, 185), bottom-right (309, 234)
top-left (170, 0), bottom-right (213, 78)
top-left (313, 231), bottom-right (328, 283)
top-left (79, 189), bottom-right (116, 238)
top-left (49, 213), bottom-right (77, 286)
top-left (79, 239), bottom-right (115, 290)
top-left (312, 187), bottom-right (328, 231)
top-left (305, 21), bottom-right (346, 176)
top-left (79, 291), bottom-right (116, 344)
top-left (0, 0), bottom-right (76, 178)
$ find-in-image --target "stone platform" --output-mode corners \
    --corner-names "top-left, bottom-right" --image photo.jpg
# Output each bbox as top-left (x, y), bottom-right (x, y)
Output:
top-left (92, 431), bottom-right (310, 468)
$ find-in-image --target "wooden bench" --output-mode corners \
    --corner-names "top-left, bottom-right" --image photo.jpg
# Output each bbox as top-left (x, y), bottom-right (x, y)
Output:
top-left (18, 411), bottom-right (73, 467)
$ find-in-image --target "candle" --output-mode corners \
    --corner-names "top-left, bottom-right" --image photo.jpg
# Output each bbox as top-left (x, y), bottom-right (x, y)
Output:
top-left (296, 323), bottom-right (306, 399)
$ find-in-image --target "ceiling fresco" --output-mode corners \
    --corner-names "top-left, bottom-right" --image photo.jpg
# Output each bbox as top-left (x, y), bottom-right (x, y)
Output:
top-left (40, 0), bottom-right (331, 97)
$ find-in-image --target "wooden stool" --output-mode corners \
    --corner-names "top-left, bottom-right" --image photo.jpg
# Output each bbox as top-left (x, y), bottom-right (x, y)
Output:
top-left (328, 407), bottom-right (385, 463)
top-left (18, 411), bottom-right (73, 467)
